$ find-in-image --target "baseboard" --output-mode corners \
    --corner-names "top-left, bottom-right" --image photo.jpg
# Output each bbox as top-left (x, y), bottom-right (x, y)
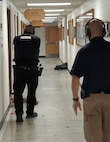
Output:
top-left (46, 54), bottom-right (59, 58)
top-left (39, 56), bottom-right (46, 58)
top-left (0, 105), bottom-right (10, 130)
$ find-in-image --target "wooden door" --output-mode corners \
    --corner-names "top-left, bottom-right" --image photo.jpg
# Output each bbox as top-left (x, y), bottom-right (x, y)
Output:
top-left (7, 8), bottom-right (12, 95)
top-left (45, 26), bottom-right (59, 55)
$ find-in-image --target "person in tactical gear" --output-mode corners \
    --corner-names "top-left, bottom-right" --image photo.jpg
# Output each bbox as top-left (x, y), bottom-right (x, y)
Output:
top-left (13, 25), bottom-right (40, 122)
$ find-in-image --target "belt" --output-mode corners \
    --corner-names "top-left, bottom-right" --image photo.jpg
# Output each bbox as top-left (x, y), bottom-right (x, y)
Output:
top-left (92, 90), bottom-right (110, 94)
top-left (81, 89), bottom-right (110, 99)
top-left (13, 65), bottom-right (38, 71)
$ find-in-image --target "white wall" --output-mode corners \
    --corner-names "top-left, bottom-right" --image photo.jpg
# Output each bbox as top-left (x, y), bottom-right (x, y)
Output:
top-left (0, 2), bottom-right (4, 120)
top-left (35, 27), bottom-right (46, 56)
top-left (60, 0), bottom-right (110, 71)
top-left (0, 0), bottom-right (9, 121)
top-left (59, 16), bottom-right (68, 63)
top-left (8, 0), bottom-right (29, 93)
top-left (0, 0), bottom-right (29, 123)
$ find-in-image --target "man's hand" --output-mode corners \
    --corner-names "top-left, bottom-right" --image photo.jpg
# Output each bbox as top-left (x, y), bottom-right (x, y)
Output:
top-left (73, 101), bottom-right (82, 116)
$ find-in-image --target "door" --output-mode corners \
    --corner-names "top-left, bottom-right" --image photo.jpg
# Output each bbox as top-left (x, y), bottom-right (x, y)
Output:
top-left (7, 8), bottom-right (12, 95)
top-left (45, 26), bottom-right (59, 55)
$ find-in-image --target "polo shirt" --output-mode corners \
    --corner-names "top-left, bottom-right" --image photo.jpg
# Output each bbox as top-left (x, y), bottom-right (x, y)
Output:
top-left (70, 37), bottom-right (110, 93)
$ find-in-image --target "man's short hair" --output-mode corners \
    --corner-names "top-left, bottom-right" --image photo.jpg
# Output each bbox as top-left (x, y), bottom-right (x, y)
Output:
top-left (24, 25), bottom-right (35, 35)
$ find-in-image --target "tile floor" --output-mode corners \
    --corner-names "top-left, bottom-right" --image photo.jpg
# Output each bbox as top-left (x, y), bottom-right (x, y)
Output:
top-left (0, 57), bottom-right (85, 142)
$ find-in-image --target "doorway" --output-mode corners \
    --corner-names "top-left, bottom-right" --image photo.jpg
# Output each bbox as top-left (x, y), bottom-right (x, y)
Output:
top-left (45, 26), bottom-right (59, 56)
top-left (7, 8), bottom-right (12, 95)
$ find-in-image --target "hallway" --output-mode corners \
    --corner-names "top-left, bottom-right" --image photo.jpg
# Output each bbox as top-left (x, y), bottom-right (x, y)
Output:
top-left (0, 58), bottom-right (85, 142)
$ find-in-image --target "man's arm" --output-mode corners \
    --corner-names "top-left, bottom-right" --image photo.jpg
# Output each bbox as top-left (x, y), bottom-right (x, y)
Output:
top-left (72, 75), bottom-right (80, 99)
top-left (38, 38), bottom-right (41, 55)
top-left (71, 75), bottom-right (82, 115)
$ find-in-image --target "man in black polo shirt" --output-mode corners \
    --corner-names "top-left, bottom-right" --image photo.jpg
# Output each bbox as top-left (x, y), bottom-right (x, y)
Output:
top-left (70, 18), bottom-right (110, 142)
top-left (13, 25), bottom-right (40, 122)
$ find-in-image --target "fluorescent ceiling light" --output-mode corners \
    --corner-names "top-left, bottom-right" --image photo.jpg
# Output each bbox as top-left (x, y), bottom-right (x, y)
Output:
top-left (44, 21), bottom-right (54, 23)
top-left (45, 14), bottom-right (60, 16)
top-left (27, 3), bottom-right (71, 6)
top-left (79, 16), bottom-right (92, 19)
top-left (44, 17), bottom-right (57, 19)
top-left (42, 17), bottom-right (56, 23)
top-left (76, 19), bottom-right (83, 22)
top-left (43, 18), bottom-right (55, 21)
top-left (42, 19), bottom-right (55, 22)
top-left (44, 9), bottom-right (64, 12)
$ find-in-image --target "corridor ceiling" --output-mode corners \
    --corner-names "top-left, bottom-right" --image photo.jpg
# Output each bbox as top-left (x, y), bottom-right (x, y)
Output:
top-left (11, 0), bottom-right (88, 23)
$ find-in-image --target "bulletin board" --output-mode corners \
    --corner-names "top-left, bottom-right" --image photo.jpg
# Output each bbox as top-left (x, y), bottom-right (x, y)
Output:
top-left (68, 19), bottom-right (74, 44)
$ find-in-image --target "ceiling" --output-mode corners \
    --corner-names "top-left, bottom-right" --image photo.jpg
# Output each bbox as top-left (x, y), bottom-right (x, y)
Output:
top-left (11, 0), bottom-right (88, 23)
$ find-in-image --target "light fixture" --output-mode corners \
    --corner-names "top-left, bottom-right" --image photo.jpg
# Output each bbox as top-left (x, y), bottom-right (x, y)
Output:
top-left (42, 17), bottom-right (57, 23)
top-left (42, 19), bottom-right (55, 23)
top-left (27, 3), bottom-right (71, 6)
top-left (45, 14), bottom-right (60, 16)
top-left (79, 16), bottom-right (92, 19)
top-left (44, 17), bottom-right (57, 19)
top-left (44, 9), bottom-right (64, 12)
top-left (76, 19), bottom-right (83, 22)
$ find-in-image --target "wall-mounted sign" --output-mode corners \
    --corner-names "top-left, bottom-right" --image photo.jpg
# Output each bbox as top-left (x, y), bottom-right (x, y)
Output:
top-left (31, 20), bottom-right (44, 27)
top-left (24, 9), bottom-right (45, 20)
top-left (76, 9), bottom-right (94, 46)
top-left (68, 19), bottom-right (74, 44)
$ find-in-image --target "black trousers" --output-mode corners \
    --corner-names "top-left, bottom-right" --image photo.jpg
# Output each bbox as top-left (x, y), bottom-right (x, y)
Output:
top-left (13, 66), bottom-right (38, 115)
